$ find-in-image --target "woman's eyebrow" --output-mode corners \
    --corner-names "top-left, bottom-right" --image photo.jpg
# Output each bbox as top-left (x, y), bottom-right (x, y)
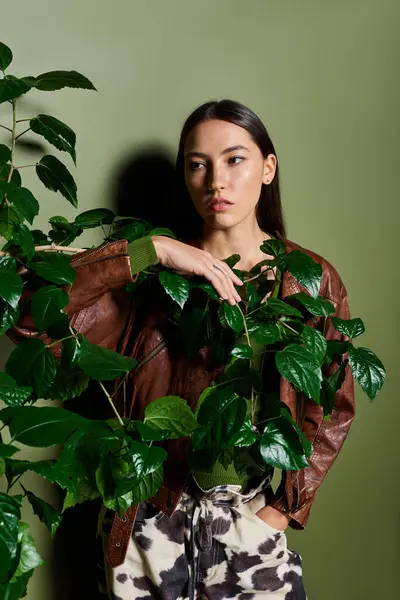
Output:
top-left (184, 145), bottom-right (250, 160)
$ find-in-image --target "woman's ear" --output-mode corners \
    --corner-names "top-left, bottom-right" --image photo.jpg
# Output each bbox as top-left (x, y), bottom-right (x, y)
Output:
top-left (262, 153), bottom-right (277, 184)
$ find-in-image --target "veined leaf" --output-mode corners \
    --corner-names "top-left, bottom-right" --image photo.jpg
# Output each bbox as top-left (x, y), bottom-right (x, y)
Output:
top-left (0, 299), bottom-right (19, 335)
top-left (260, 417), bottom-right (309, 470)
top-left (112, 221), bottom-right (145, 242)
top-left (320, 362), bottom-right (347, 416)
top-left (31, 252), bottom-right (75, 285)
top-left (0, 372), bottom-right (31, 406)
top-left (11, 521), bottom-right (43, 579)
top-left (222, 254), bottom-right (241, 269)
top-left (264, 297), bottom-right (303, 318)
top-left (288, 291), bottom-right (335, 317)
top-left (158, 270), bottom-right (189, 309)
top-left (36, 155), bottom-right (77, 207)
top-left (348, 345), bottom-right (386, 400)
top-left (276, 344), bottom-right (322, 403)
top-left (75, 208), bottom-right (115, 228)
top-left (6, 338), bottom-right (56, 397)
top-left (231, 343), bottom-right (254, 359)
top-left (226, 418), bottom-right (257, 447)
top-left (282, 250), bottom-right (322, 298)
top-left (0, 493), bottom-right (21, 560)
top-left (78, 339), bottom-right (137, 381)
top-left (6, 184), bottom-right (39, 225)
top-left (247, 319), bottom-right (281, 345)
top-left (244, 282), bottom-right (260, 308)
top-left (0, 75), bottom-right (31, 104)
top-left (24, 489), bottom-right (61, 537)
top-left (220, 302), bottom-right (243, 333)
top-left (12, 223), bottom-right (35, 261)
top-left (0, 42), bottom-right (12, 71)
top-left (30, 114), bottom-right (77, 164)
top-left (30, 285), bottom-right (69, 333)
top-left (0, 268), bottom-right (22, 308)
top-left (302, 326), bottom-right (327, 364)
top-left (144, 396), bottom-right (197, 438)
top-left (331, 316), bottom-right (365, 339)
top-left (31, 70), bottom-right (97, 92)
top-left (260, 238), bottom-right (286, 257)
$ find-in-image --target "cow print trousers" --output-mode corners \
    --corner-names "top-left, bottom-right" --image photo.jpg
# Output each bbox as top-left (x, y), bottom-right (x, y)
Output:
top-left (97, 477), bottom-right (307, 600)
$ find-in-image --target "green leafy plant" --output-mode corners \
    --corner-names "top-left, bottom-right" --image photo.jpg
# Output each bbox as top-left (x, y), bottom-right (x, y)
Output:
top-left (0, 40), bottom-right (386, 599)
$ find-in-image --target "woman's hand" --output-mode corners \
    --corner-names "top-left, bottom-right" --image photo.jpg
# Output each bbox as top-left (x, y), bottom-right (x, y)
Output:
top-left (255, 505), bottom-right (290, 532)
top-left (152, 235), bottom-right (243, 306)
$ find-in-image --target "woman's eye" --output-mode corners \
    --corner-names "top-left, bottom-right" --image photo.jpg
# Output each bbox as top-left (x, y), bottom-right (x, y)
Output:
top-left (228, 156), bottom-right (245, 164)
top-left (189, 161), bottom-right (205, 171)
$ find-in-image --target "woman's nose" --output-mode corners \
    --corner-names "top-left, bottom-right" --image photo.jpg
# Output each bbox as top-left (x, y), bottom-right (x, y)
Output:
top-left (207, 166), bottom-right (227, 192)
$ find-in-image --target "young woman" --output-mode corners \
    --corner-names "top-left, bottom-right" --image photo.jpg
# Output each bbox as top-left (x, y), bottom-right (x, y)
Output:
top-left (92, 100), bottom-right (354, 600)
top-left (11, 99), bottom-right (354, 599)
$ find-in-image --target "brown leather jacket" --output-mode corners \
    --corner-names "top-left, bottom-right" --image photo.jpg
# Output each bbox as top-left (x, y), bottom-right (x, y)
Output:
top-left (9, 232), bottom-right (355, 568)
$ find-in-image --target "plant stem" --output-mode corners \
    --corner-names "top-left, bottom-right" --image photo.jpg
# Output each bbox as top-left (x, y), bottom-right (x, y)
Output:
top-left (47, 334), bottom-right (75, 349)
top-left (14, 164), bottom-right (37, 170)
top-left (99, 381), bottom-right (124, 427)
top-left (7, 100), bottom-right (17, 184)
top-left (280, 320), bottom-right (300, 336)
top-left (0, 124), bottom-right (12, 133)
top-left (15, 127), bottom-right (31, 141)
top-left (16, 119), bottom-right (30, 123)
top-left (237, 303), bottom-right (256, 423)
top-left (0, 244), bottom-right (85, 256)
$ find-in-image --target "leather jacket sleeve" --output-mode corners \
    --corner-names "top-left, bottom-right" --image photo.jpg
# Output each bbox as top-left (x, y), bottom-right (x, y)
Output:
top-left (269, 287), bottom-right (355, 529)
top-left (6, 240), bottom-right (135, 354)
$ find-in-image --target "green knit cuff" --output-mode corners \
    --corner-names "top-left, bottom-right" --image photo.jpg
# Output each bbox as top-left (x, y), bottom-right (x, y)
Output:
top-left (127, 236), bottom-right (159, 275)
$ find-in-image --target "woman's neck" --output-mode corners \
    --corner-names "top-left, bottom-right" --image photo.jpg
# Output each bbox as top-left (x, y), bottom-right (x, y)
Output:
top-left (201, 217), bottom-right (272, 271)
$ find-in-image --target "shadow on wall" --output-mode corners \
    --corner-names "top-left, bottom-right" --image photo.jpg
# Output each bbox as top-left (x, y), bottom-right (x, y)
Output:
top-left (110, 144), bottom-right (179, 231)
top-left (52, 145), bottom-right (179, 600)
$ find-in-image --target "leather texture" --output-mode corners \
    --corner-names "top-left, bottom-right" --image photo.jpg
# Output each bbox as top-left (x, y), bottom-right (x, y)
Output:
top-left (7, 233), bottom-right (355, 568)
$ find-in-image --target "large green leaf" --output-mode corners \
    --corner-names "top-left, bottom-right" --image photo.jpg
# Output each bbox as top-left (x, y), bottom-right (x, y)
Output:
top-left (0, 373), bottom-right (31, 406)
top-left (158, 270), bottom-right (190, 309)
top-left (61, 336), bottom-right (83, 369)
top-left (222, 254), bottom-right (241, 269)
top-left (0, 406), bottom-right (90, 447)
top-left (192, 388), bottom-right (247, 451)
top-left (74, 208), bottom-right (115, 228)
top-left (231, 343), bottom-right (254, 359)
top-left (5, 184), bottom-right (39, 225)
top-left (331, 316), bottom-right (365, 339)
top-left (144, 396), bottom-right (197, 438)
top-left (30, 285), bottom-right (69, 333)
top-left (263, 297), bottom-right (303, 319)
top-left (320, 362), bottom-right (347, 416)
top-left (6, 338), bottom-right (57, 397)
top-left (0, 269), bottom-right (22, 308)
top-left (226, 418), bottom-right (257, 447)
top-left (276, 344), bottom-right (322, 403)
top-left (260, 417), bottom-right (309, 470)
top-left (11, 223), bottom-right (35, 261)
top-left (282, 250), bottom-right (322, 298)
top-left (244, 282), bottom-right (260, 309)
top-left (78, 339), bottom-right (137, 381)
top-left (112, 221), bottom-right (145, 242)
top-left (0, 493), bottom-right (21, 560)
top-left (0, 42), bottom-right (12, 71)
top-left (288, 292), bottom-right (335, 317)
top-left (302, 326), bottom-right (327, 364)
top-left (30, 114), bottom-right (77, 164)
top-left (348, 346), bottom-right (386, 400)
top-left (36, 155), bottom-right (77, 207)
top-left (31, 252), bottom-right (75, 285)
top-left (24, 489), bottom-right (61, 537)
top-left (0, 76), bottom-right (31, 104)
top-left (130, 466), bottom-right (163, 505)
top-left (247, 318), bottom-right (281, 345)
top-left (0, 205), bottom-right (23, 241)
top-left (220, 302), bottom-right (243, 333)
top-left (1, 570), bottom-right (33, 600)
top-left (0, 298), bottom-right (19, 334)
top-left (112, 443), bottom-right (167, 499)
top-left (0, 144), bottom-right (11, 164)
top-left (260, 238), bottom-right (286, 257)
top-left (11, 521), bottom-right (43, 581)
top-left (31, 70), bottom-right (96, 91)
top-left (45, 364), bottom-right (90, 401)
top-left (6, 458), bottom-right (76, 494)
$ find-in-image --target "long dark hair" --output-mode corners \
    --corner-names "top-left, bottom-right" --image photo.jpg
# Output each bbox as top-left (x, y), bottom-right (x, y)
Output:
top-left (174, 99), bottom-right (286, 240)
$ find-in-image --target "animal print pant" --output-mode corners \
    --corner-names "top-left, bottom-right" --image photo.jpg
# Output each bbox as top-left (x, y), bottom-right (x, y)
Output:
top-left (97, 478), bottom-right (307, 599)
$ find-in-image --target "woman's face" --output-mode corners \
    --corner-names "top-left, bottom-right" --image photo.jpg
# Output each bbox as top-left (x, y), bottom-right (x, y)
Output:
top-left (183, 119), bottom-right (277, 231)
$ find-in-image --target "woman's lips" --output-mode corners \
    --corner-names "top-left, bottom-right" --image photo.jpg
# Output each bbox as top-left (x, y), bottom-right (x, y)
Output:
top-left (208, 199), bottom-right (233, 212)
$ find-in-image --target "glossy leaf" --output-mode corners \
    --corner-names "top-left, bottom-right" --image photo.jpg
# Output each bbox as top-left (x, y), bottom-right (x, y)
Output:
top-left (113, 443), bottom-right (167, 498)
top-left (0, 406), bottom-right (90, 447)
top-left (348, 346), bottom-right (386, 400)
top-left (220, 302), bottom-right (243, 333)
top-left (6, 458), bottom-right (76, 494)
top-left (260, 238), bottom-right (286, 257)
top-left (61, 337), bottom-right (82, 369)
top-left (31, 70), bottom-right (96, 91)
top-left (6, 339), bottom-right (56, 397)
top-left (222, 254), bottom-right (241, 269)
top-left (0, 205), bottom-right (22, 241)
top-left (31, 252), bottom-right (75, 285)
top-left (75, 208), bottom-right (115, 228)
top-left (288, 292), bottom-right (335, 317)
top-left (331, 316), bottom-right (365, 339)
top-left (244, 282), bottom-right (260, 308)
top-left (276, 344), bottom-right (322, 403)
top-left (0, 493), bottom-right (21, 560)
top-left (264, 297), bottom-right (303, 318)
top-left (0, 372), bottom-right (31, 406)
top-left (30, 114), bottom-right (76, 164)
top-left (129, 420), bottom-right (170, 442)
top-left (11, 223), bottom-right (35, 261)
top-left (0, 269), bottom-right (22, 308)
top-left (260, 417), bottom-right (309, 470)
top-left (0, 42), bottom-right (12, 70)
top-left (226, 418), bottom-right (257, 447)
top-left (320, 362), bottom-right (347, 416)
top-left (144, 396), bottom-right (197, 438)
top-left (0, 299), bottom-right (19, 335)
top-left (130, 466), bottom-right (163, 505)
top-left (325, 339), bottom-right (349, 363)
top-left (0, 75), bottom-right (31, 104)
top-left (282, 250), bottom-right (322, 298)
top-left (192, 388), bottom-right (247, 450)
top-left (78, 339), bottom-right (137, 381)
top-left (231, 343), bottom-right (254, 359)
top-left (302, 326), bottom-right (327, 364)
top-left (36, 155), bottom-right (77, 207)
top-left (158, 270), bottom-right (190, 309)
top-left (46, 365), bottom-right (90, 401)
top-left (247, 319), bottom-right (281, 346)
top-left (30, 285), bottom-right (69, 333)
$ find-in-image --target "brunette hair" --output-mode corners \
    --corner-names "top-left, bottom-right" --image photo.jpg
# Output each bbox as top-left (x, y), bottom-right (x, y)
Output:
top-left (174, 99), bottom-right (286, 240)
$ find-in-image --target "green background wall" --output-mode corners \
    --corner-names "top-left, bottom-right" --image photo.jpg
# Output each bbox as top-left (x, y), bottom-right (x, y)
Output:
top-left (0, 1), bottom-right (398, 598)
